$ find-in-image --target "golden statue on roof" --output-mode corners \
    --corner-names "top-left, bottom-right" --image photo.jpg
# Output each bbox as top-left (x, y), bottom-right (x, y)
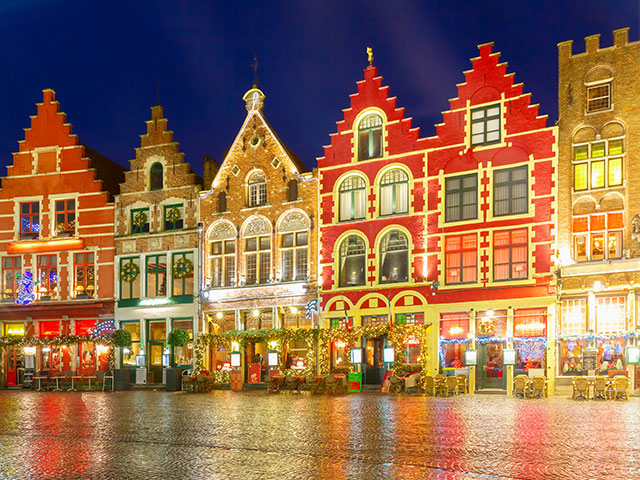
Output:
top-left (367, 46), bottom-right (373, 66)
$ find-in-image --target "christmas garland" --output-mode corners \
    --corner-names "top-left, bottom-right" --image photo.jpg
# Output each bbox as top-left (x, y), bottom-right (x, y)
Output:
top-left (173, 257), bottom-right (194, 279)
top-left (166, 207), bottom-right (181, 224)
top-left (121, 261), bottom-right (140, 282)
top-left (133, 211), bottom-right (148, 228)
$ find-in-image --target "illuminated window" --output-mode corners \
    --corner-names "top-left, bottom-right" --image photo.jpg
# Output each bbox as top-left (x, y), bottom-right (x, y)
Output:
top-left (248, 171), bottom-right (267, 207)
top-left (130, 207), bottom-right (150, 235)
top-left (150, 162), bottom-right (163, 190)
top-left (573, 138), bottom-right (624, 191)
top-left (37, 254), bottom-right (57, 299)
top-left (445, 234), bottom-right (477, 284)
top-left (358, 113), bottom-right (383, 160)
top-left (172, 319), bottom-right (193, 366)
top-left (172, 252), bottom-right (194, 297)
top-left (2, 256), bottom-right (21, 300)
top-left (281, 231), bottom-right (308, 282)
top-left (119, 257), bottom-right (140, 300)
top-left (380, 169), bottom-right (409, 216)
top-left (146, 254), bottom-right (167, 297)
top-left (470, 104), bottom-right (500, 146)
top-left (445, 174), bottom-right (477, 222)
top-left (121, 322), bottom-right (141, 367)
top-left (380, 231), bottom-right (408, 284)
top-left (339, 176), bottom-right (366, 221)
top-left (395, 313), bottom-right (424, 326)
top-left (20, 202), bottom-right (40, 240)
top-left (494, 166), bottom-right (528, 216)
top-left (74, 252), bottom-right (95, 298)
top-left (586, 82), bottom-right (611, 113)
top-left (595, 296), bottom-right (626, 334)
top-left (513, 308), bottom-right (546, 337)
top-left (493, 229), bottom-right (528, 281)
top-left (339, 235), bottom-right (366, 287)
top-left (440, 313), bottom-right (469, 339)
top-left (561, 299), bottom-right (586, 336)
top-left (164, 204), bottom-right (183, 231)
top-left (55, 199), bottom-right (76, 237)
top-left (572, 212), bottom-right (623, 261)
top-left (245, 235), bottom-right (270, 285)
top-left (210, 239), bottom-right (235, 287)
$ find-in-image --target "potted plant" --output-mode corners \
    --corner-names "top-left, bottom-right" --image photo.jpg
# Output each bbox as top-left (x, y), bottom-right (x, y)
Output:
top-left (112, 329), bottom-right (132, 348)
top-left (167, 329), bottom-right (189, 348)
top-left (166, 329), bottom-right (190, 392)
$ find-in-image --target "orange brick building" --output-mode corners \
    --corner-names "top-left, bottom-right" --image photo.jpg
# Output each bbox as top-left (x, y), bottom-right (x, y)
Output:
top-left (0, 90), bottom-right (124, 386)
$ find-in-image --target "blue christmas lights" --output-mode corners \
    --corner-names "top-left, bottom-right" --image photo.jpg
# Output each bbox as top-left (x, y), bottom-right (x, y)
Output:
top-left (15, 271), bottom-right (35, 306)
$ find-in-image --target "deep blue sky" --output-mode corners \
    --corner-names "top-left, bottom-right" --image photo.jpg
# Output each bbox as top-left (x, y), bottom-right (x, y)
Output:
top-left (0, 1), bottom-right (637, 177)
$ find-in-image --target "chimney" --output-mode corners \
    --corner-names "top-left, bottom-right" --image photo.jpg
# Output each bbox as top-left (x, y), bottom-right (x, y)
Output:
top-left (613, 28), bottom-right (629, 48)
top-left (203, 155), bottom-right (219, 189)
top-left (585, 34), bottom-right (600, 54)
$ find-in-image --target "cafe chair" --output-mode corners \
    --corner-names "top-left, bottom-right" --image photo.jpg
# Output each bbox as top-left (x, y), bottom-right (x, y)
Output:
top-left (513, 375), bottom-right (528, 398)
top-left (102, 371), bottom-right (115, 392)
top-left (423, 375), bottom-right (436, 396)
top-left (593, 376), bottom-right (608, 400)
top-left (285, 375), bottom-right (299, 393)
top-left (530, 376), bottom-right (547, 398)
top-left (389, 376), bottom-right (404, 393)
top-left (456, 374), bottom-right (468, 394)
top-left (444, 376), bottom-right (459, 397)
top-left (572, 376), bottom-right (589, 400)
top-left (611, 376), bottom-right (630, 400)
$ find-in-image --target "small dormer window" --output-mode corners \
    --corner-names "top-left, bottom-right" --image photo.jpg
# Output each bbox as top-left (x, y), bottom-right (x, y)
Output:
top-left (358, 113), bottom-right (383, 161)
top-left (248, 171), bottom-right (267, 207)
top-left (150, 162), bottom-right (163, 190)
top-left (470, 104), bottom-right (500, 146)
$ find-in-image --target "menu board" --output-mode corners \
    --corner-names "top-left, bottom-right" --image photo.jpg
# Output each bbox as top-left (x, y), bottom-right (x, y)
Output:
top-left (583, 349), bottom-right (597, 371)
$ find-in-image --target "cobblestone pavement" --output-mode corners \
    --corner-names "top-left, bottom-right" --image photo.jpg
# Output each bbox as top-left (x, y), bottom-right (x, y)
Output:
top-left (0, 391), bottom-right (638, 480)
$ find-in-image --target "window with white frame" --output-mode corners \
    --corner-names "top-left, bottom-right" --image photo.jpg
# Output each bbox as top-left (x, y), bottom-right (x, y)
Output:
top-left (494, 165), bottom-right (528, 216)
top-left (586, 82), bottom-right (611, 113)
top-left (358, 113), bottom-right (383, 161)
top-left (248, 171), bottom-right (267, 207)
top-left (281, 231), bottom-right (308, 282)
top-left (572, 211), bottom-right (623, 262)
top-left (339, 176), bottom-right (366, 221)
top-left (573, 138), bottom-right (624, 191)
top-left (470, 104), bottom-right (500, 146)
top-left (596, 296), bottom-right (626, 334)
top-left (210, 239), bottom-right (235, 287)
top-left (246, 235), bottom-right (270, 285)
top-left (561, 299), bottom-right (587, 336)
top-left (379, 169), bottom-right (409, 216)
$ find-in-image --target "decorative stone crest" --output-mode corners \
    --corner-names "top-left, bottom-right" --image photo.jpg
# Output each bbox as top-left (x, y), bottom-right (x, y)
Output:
top-left (632, 214), bottom-right (640, 242)
top-left (279, 211), bottom-right (310, 233)
top-left (210, 221), bottom-right (236, 240)
top-left (243, 216), bottom-right (270, 236)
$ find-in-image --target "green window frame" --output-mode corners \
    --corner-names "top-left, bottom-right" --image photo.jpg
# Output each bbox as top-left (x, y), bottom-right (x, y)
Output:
top-left (131, 207), bottom-right (150, 235)
top-left (120, 321), bottom-right (141, 368)
top-left (171, 317), bottom-right (194, 367)
top-left (146, 254), bottom-right (167, 297)
top-left (171, 251), bottom-right (194, 297)
top-left (150, 162), bottom-right (163, 191)
top-left (164, 204), bottom-right (184, 231)
top-left (119, 257), bottom-right (141, 301)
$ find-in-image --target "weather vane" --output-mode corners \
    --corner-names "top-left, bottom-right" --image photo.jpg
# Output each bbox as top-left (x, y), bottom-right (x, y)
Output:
top-left (251, 54), bottom-right (259, 87)
top-left (367, 46), bottom-right (373, 66)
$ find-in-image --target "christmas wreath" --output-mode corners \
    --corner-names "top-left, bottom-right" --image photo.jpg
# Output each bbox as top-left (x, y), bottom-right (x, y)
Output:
top-left (478, 318), bottom-right (495, 336)
top-left (133, 211), bottom-right (148, 228)
top-left (166, 207), bottom-right (181, 224)
top-left (173, 257), bottom-right (193, 279)
top-left (121, 261), bottom-right (140, 282)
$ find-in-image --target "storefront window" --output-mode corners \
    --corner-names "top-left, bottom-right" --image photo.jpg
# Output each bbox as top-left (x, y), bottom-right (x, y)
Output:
top-left (402, 337), bottom-right (421, 364)
top-left (285, 339), bottom-right (308, 370)
top-left (441, 342), bottom-right (467, 369)
top-left (514, 308), bottom-right (547, 337)
top-left (121, 322), bottom-right (141, 367)
top-left (514, 339), bottom-right (546, 375)
top-left (214, 345), bottom-right (231, 371)
top-left (440, 313), bottom-right (469, 368)
top-left (560, 339), bottom-right (586, 375)
top-left (331, 341), bottom-right (348, 369)
top-left (596, 337), bottom-right (626, 372)
top-left (172, 319), bottom-right (193, 367)
top-left (476, 310), bottom-right (507, 337)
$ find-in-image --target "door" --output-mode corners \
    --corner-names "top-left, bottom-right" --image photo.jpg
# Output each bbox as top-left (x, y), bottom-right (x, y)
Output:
top-left (147, 320), bottom-right (166, 384)
top-left (6, 346), bottom-right (21, 386)
top-left (245, 342), bottom-right (265, 383)
top-left (363, 337), bottom-right (386, 385)
top-left (478, 342), bottom-right (504, 389)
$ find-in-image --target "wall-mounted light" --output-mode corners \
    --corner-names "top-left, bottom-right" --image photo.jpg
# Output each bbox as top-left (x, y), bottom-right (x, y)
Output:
top-left (252, 309), bottom-right (260, 317)
top-left (216, 312), bottom-right (224, 319)
top-left (290, 306), bottom-right (298, 315)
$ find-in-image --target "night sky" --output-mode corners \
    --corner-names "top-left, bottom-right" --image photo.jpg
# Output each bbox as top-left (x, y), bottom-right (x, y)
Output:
top-left (0, 1), bottom-right (637, 177)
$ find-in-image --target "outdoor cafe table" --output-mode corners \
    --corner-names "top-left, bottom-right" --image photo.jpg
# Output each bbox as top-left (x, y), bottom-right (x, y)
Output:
top-left (68, 375), bottom-right (83, 391)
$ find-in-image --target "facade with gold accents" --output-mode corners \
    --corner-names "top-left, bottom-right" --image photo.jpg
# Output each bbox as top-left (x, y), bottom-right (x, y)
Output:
top-left (199, 87), bottom-right (318, 385)
top-left (556, 29), bottom-right (640, 390)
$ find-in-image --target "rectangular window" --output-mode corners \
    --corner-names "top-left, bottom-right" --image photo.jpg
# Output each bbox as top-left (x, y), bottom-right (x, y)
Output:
top-left (572, 212), bottom-right (623, 261)
top-left (20, 202), bottom-right (40, 239)
top-left (395, 313), bottom-right (424, 326)
top-left (445, 234), bottom-right (477, 284)
top-left (573, 163), bottom-right (588, 191)
top-left (146, 254), bottom-right (167, 297)
top-left (172, 319), bottom-right (193, 366)
top-left (596, 296), bottom-right (626, 334)
top-left (164, 204), bottom-right (184, 231)
top-left (172, 252), bottom-right (194, 297)
top-left (2, 256), bottom-right (21, 300)
top-left (561, 299), bottom-right (586, 336)
top-left (74, 252), bottom-right (95, 298)
top-left (590, 161), bottom-right (605, 189)
top-left (37, 254), bottom-right (57, 298)
top-left (246, 236), bottom-right (270, 285)
top-left (121, 322), bottom-right (141, 367)
top-left (55, 199), bottom-right (76, 237)
top-left (246, 255), bottom-right (257, 285)
top-left (210, 240), bottom-right (235, 287)
top-left (513, 308), bottom-right (547, 337)
top-left (608, 157), bottom-right (623, 186)
top-left (493, 165), bottom-right (528, 216)
top-left (573, 138), bottom-right (624, 190)
top-left (470, 104), bottom-right (500, 146)
top-left (362, 315), bottom-right (388, 326)
top-left (445, 174), bottom-right (477, 222)
top-left (280, 232), bottom-right (308, 282)
top-left (586, 83), bottom-right (611, 113)
top-left (120, 257), bottom-right (141, 300)
top-left (493, 229), bottom-right (528, 281)
top-left (440, 313), bottom-right (469, 339)
top-left (282, 250), bottom-right (293, 282)
top-left (131, 208), bottom-right (150, 235)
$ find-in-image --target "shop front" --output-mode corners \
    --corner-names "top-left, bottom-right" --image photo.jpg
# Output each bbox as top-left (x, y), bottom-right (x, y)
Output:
top-left (360, 315), bottom-right (389, 386)
top-left (439, 313), bottom-right (469, 375)
top-left (513, 308), bottom-right (547, 376)
top-left (475, 310), bottom-right (507, 390)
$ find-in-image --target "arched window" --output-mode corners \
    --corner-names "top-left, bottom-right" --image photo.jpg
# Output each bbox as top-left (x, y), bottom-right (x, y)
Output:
top-left (380, 169), bottom-right (409, 215)
top-left (339, 235), bottom-right (366, 287)
top-left (248, 171), bottom-right (267, 207)
top-left (339, 176), bottom-right (366, 221)
top-left (150, 162), bottom-right (163, 191)
top-left (358, 113), bottom-right (383, 161)
top-left (380, 231), bottom-right (408, 283)
top-left (208, 222), bottom-right (236, 287)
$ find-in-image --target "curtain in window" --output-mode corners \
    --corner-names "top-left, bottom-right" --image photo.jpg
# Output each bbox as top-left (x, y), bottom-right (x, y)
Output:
top-left (396, 182), bottom-right (408, 213)
top-left (354, 188), bottom-right (366, 219)
top-left (339, 191), bottom-right (352, 220)
top-left (380, 184), bottom-right (394, 216)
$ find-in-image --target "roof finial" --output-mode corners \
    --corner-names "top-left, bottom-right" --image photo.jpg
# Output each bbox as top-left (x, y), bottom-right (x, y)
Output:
top-left (251, 54), bottom-right (259, 87)
top-left (367, 46), bottom-right (373, 66)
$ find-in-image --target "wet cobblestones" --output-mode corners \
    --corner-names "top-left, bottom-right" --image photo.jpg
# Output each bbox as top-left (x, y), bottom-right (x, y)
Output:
top-left (0, 391), bottom-right (638, 479)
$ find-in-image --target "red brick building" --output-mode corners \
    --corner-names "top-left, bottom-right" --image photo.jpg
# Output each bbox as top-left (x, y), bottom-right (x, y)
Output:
top-left (318, 61), bottom-right (431, 385)
top-left (425, 43), bottom-right (557, 393)
top-left (0, 90), bottom-right (124, 386)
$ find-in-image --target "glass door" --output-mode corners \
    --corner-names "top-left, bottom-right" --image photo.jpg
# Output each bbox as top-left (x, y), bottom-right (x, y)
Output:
top-left (6, 346), bottom-right (21, 386)
top-left (245, 342), bottom-right (265, 383)
top-left (478, 342), bottom-right (504, 389)
top-left (147, 320), bottom-right (166, 384)
top-left (363, 337), bottom-right (386, 385)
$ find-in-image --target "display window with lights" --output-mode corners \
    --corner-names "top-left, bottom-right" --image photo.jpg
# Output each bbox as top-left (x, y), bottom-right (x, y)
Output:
top-left (283, 339), bottom-right (308, 371)
top-left (213, 344), bottom-right (231, 371)
top-left (512, 308), bottom-right (547, 375)
top-left (38, 321), bottom-right (60, 373)
top-left (331, 340), bottom-right (348, 370)
top-left (401, 335), bottom-right (421, 365)
top-left (2, 256), bottom-right (21, 300)
top-left (439, 313), bottom-right (469, 369)
top-left (76, 320), bottom-right (96, 374)
top-left (243, 310), bottom-right (273, 330)
top-left (74, 252), bottom-right (95, 299)
top-left (37, 254), bottom-right (57, 299)
top-left (171, 318), bottom-right (193, 367)
top-left (283, 306), bottom-right (311, 329)
top-left (120, 321), bottom-right (141, 367)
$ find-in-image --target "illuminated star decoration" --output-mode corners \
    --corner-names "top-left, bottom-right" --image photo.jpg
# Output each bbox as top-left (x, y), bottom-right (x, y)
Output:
top-left (15, 271), bottom-right (36, 305)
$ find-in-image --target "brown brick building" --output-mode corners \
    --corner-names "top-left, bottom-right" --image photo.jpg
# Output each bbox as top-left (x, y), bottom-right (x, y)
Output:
top-left (114, 105), bottom-right (202, 384)
top-left (556, 28), bottom-right (640, 389)
top-left (199, 87), bottom-right (318, 383)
